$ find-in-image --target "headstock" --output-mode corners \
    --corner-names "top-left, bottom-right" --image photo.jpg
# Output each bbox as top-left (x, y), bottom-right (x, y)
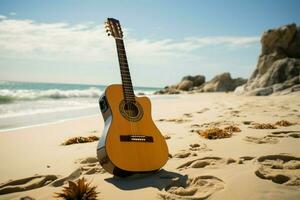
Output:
top-left (104, 18), bottom-right (123, 39)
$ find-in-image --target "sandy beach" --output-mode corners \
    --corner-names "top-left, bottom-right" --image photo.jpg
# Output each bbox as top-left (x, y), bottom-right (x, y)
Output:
top-left (0, 92), bottom-right (299, 200)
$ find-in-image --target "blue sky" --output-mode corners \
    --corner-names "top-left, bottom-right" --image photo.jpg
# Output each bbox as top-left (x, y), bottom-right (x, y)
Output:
top-left (0, 0), bottom-right (299, 87)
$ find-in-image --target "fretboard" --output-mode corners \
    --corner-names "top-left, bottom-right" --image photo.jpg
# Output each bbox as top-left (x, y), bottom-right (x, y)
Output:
top-left (115, 38), bottom-right (135, 102)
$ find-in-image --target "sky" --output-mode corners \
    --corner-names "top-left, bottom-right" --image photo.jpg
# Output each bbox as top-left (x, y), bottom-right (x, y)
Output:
top-left (0, 0), bottom-right (299, 87)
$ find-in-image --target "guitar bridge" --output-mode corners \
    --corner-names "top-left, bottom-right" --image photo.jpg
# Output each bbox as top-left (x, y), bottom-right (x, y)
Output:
top-left (120, 135), bottom-right (153, 143)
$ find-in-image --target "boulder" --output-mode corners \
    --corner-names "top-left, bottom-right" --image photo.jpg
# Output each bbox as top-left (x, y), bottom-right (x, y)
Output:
top-left (182, 75), bottom-right (205, 87)
top-left (235, 24), bottom-right (300, 95)
top-left (202, 73), bottom-right (247, 92)
top-left (177, 80), bottom-right (193, 91)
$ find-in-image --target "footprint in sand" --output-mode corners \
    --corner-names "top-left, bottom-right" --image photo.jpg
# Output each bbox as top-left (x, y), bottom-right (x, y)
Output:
top-left (177, 157), bottom-right (236, 170)
top-left (237, 156), bottom-right (256, 164)
top-left (0, 175), bottom-right (58, 195)
top-left (268, 131), bottom-right (300, 138)
top-left (20, 196), bottom-right (35, 200)
top-left (244, 136), bottom-right (279, 144)
top-left (76, 157), bottom-right (106, 175)
top-left (50, 168), bottom-right (83, 187)
top-left (196, 108), bottom-right (210, 114)
top-left (255, 154), bottom-right (300, 186)
top-left (173, 151), bottom-right (198, 159)
top-left (183, 113), bottom-right (193, 118)
top-left (189, 143), bottom-right (211, 152)
top-left (173, 143), bottom-right (212, 159)
top-left (158, 175), bottom-right (224, 200)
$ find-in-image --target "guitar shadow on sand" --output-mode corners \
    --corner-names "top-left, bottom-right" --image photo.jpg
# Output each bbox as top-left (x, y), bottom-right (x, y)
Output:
top-left (105, 169), bottom-right (187, 191)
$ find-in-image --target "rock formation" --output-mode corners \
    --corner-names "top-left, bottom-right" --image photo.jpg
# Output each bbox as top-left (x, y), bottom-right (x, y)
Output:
top-left (235, 23), bottom-right (300, 95)
top-left (200, 73), bottom-right (247, 92)
top-left (154, 75), bottom-right (205, 94)
top-left (155, 73), bottom-right (246, 94)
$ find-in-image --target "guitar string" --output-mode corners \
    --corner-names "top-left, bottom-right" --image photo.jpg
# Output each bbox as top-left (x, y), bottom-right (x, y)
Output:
top-left (117, 38), bottom-right (136, 146)
top-left (118, 39), bottom-right (140, 162)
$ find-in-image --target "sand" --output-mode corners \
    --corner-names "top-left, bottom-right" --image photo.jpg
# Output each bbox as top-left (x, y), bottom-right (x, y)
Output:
top-left (0, 92), bottom-right (300, 200)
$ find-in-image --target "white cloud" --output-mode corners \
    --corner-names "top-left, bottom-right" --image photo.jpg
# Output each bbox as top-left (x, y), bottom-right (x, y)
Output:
top-left (0, 16), bottom-right (259, 64)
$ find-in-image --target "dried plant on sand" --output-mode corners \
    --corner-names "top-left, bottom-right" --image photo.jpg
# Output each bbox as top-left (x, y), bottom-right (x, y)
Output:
top-left (275, 120), bottom-right (294, 127)
top-left (198, 127), bottom-right (232, 139)
top-left (54, 177), bottom-right (98, 200)
top-left (251, 123), bottom-right (277, 129)
top-left (224, 125), bottom-right (241, 133)
top-left (63, 136), bottom-right (99, 145)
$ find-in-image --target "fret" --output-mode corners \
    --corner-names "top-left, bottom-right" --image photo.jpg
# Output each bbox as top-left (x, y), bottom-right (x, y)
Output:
top-left (123, 87), bottom-right (134, 91)
top-left (119, 61), bottom-right (129, 67)
top-left (121, 75), bottom-right (131, 78)
top-left (123, 86), bottom-right (133, 89)
top-left (120, 68), bottom-right (130, 72)
top-left (120, 71), bottom-right (131, 75)
top-left (119, 59), bottom-right (128, 62)
top-left (117, 49), bottom-right (126, 53)
top-left (123, 93), bottom-right (134, 96)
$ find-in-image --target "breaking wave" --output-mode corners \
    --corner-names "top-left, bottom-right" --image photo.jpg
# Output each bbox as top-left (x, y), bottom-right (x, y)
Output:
top-left (0, 87), bottom-right (102, 104)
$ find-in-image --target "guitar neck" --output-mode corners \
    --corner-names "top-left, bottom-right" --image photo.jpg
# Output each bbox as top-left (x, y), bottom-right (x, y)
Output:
top-left (115, 38), bottom-right (135, 102)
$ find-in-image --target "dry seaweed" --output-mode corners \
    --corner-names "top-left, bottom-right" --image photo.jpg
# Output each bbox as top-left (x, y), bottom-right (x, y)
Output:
top-left (198, 127), bottom-right (232, 139)
top-left (275, 120), bottom-right (294, 127)
top-left (251, 123), bottom-right (277, 129)
top-left (54, 177), bottom-right (98, 200)
top-left (63, 136), bottom-right (99, 145)
top-left (224, 125), bottom-right (241, 133)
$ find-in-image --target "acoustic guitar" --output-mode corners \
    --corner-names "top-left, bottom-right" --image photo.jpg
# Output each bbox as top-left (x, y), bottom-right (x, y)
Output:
top-left (96, 18), bottom-right (169, 177)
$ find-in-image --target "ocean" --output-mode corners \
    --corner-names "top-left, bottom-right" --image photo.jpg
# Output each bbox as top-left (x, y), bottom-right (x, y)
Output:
top-left (0, 81), bottom-right (160, 131)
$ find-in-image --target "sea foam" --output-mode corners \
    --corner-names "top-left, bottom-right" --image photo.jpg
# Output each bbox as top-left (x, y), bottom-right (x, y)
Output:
top-left (0, 87), bottom-right (102, 104)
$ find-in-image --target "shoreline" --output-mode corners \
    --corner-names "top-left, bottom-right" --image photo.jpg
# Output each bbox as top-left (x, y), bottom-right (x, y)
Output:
top-left (0, 94), bottom-right (179, 132)
top-left (0, 114), bottom-right (100, 133)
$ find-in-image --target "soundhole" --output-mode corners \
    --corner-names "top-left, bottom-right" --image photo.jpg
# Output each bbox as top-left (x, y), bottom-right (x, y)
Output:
top-left (119, 100), bottom-right (143, 121)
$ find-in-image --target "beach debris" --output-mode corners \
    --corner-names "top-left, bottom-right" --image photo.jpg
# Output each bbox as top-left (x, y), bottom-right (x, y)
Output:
top-left (54, 177), bottom-right (98, 200)
top-left (250, 123), bottom-right (277, 129)
top-left (62, 136), bottom-right (99, 145)
top-left (164, 135), bottom-right (171, 140)
top-left (242, 121), bottom-right (253, 125)
top-left (275, 120), bottom-right (295, 127)
top-left (183, 113), bottom-right (193, 118)
top-left (189, 143), bottom-right (200, 148)
top-left (224, 125), bottom-right (241, 133)
top-left (197, 127), bottom-right (232, 139)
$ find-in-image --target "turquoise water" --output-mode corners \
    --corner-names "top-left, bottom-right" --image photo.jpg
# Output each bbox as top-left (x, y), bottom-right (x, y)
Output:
top-left (0, 81), bottom-right (160, 131)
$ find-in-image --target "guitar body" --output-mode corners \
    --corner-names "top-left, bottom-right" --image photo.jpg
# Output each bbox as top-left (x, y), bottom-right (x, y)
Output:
top-left (97, 84), bottom-right (169, 177)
